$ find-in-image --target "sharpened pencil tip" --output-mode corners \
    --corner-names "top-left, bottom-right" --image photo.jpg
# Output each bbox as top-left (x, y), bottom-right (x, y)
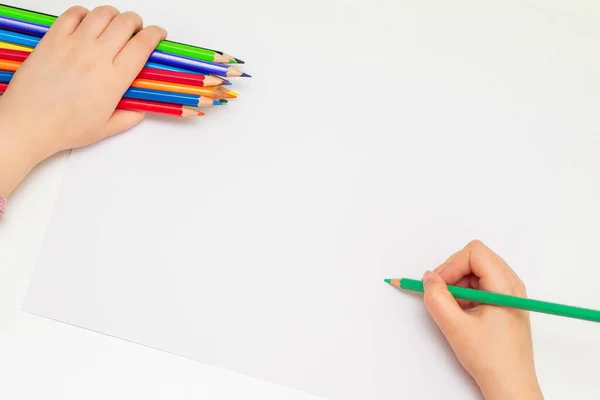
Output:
top-left (235, 58), bottom-right (245, 64)
top-left (219, 99), bottom-right (229, 104)
top-left (241, 72), bottom-right (251, 78)
top-left (384, 278), bottom-right (391, 284)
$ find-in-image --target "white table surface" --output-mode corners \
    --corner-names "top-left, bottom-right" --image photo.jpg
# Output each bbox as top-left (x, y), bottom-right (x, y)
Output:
top-left (2, 1), bottom-right (600, 399)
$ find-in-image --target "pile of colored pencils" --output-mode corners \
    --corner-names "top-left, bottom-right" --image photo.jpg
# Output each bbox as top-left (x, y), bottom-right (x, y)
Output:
top-left (0, 3), bottom-right (249, 118)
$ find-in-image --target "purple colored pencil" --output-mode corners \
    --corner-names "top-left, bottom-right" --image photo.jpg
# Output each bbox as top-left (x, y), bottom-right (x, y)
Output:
top-left (0, 14), bottom-right (48, 37)
top-left (148, 50), bottom-right (247, 77)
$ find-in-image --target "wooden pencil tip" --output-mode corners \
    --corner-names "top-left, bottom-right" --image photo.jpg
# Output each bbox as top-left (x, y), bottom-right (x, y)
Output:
top-left (181, 107), bottom-right (204, 117)
top-left (241, 72), bottom-right (251, 78)
top-left (385, 279), bottom-right (401, 289)
top-left (235, 58), bottom-right (245, 64)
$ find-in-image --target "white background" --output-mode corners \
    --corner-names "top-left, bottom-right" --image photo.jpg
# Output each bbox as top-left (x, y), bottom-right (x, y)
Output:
top-left (2, 0), bottom-right (600, 399)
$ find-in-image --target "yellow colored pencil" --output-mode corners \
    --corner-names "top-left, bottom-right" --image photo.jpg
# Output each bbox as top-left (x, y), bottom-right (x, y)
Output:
top-left (0, 40), bottom-right (33, 52)
top-left (132, 78), bottom-right (238, 99)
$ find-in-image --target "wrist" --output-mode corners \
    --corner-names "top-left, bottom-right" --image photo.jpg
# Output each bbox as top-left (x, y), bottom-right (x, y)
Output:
top-left (0, 109), bottom-right (53, 163)
top-left (480, 375), bottom-right (543, 400)
top-left (0, 121), bottom-right (42, 197)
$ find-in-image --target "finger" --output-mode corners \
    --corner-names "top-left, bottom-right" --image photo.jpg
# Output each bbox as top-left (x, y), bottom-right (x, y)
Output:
top-left (435, 240), bottom-right (507, 285)
top-left (99, 11), bottom-right (143, 56)
top-left (454, 276), bottom-right (472, 288)
top-left (105, 109), bottom-right (146, 138)
top-left (422, 271), bottom-right (469, 339)
top-left (437, 240), bottom-right (523, 295)
top-left (434, 251), bottom-right (460, 276)
top-left (114, 25), bottom-right (167, 77)
top-left (453, 276), bottom-right (475, 309)
top-left (73, 5), bottom-right (120, 39)
top-left (433, 248), bottom-right (472, 283)
top-left (454, 275), bottom-right (482, 309)
top-left (470, 274), bottom-right (480, 290)
top-left (45, 6), bottom-right (89, 38)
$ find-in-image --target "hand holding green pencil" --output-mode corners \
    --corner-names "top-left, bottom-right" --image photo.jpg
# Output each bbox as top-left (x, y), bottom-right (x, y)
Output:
top-left (390, 241), bottom-right (545, 400)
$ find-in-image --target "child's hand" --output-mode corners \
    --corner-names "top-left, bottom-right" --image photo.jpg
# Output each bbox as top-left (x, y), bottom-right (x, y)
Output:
top-left (423, 240), bottom-right (543, 400)
top-left (0, 5), bottom-right (166, 196)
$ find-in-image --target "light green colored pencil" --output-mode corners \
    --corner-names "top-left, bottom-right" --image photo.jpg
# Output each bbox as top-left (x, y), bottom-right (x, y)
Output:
top-left (385, 278), bottom-right (600, 323)
top-left (0, 4), bottom-right (244, 64)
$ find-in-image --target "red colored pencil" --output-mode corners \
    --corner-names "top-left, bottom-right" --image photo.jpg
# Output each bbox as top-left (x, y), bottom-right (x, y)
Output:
top-left (117, 98), bottom-right (203, 117)
top-left (0, 82), bottom-right (203, 117)
top-left (0, 48), bottom-right (227, 87)
top-left (0, 47), bottom-right (27, 62)
top-left (137, 68), bottom-right (225, 87)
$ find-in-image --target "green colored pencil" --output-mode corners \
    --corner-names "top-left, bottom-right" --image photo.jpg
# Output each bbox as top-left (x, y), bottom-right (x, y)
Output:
top-left (385, 277), bottom-right (600, 323)
top-left (0, 3), bottom-right (244, 64)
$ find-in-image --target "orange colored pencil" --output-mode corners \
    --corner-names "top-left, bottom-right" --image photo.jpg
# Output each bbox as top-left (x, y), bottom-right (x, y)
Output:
top-left (131, 78), bottom-right (238, 99)
top-left (0, 58), bottom-right (19, 71)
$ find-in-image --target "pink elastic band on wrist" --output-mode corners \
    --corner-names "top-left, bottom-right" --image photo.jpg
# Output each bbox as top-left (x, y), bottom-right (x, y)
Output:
top-left (0, 194), bottom-right (6, 216)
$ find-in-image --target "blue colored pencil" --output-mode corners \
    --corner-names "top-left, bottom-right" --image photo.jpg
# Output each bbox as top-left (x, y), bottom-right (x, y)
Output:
top-left (0, 70), bottom-right (14, 82)
top-left (0, 28), bottom-right (38, 47)
top-left (125, 87), bottom-right (222, 107)
top-left (0, 71), bottom-right (221, 107)
top-left (144, 61), bottom-right (194, 73)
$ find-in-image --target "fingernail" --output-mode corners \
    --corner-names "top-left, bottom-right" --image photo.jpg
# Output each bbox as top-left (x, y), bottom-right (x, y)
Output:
top-left (422, 271), bottom-right (436, 286)
top-left (160, 27), bottom-right (168, 37)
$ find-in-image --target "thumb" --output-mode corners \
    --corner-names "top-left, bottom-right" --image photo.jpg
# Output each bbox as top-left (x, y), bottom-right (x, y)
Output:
top-left (105, 109), bottom-right (146, 138)
top-left (422, 270), bottom-right (466, 339)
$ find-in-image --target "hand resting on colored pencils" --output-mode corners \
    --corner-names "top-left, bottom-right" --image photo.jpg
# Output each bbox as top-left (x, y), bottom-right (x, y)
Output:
top-left (0, 6), bottom-right (167, 198)
top-left (421, 241), bottom-right (544, 400)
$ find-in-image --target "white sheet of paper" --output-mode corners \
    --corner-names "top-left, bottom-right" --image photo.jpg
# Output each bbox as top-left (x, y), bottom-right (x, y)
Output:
top-left (24, 0), bottom-right (598, 398)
